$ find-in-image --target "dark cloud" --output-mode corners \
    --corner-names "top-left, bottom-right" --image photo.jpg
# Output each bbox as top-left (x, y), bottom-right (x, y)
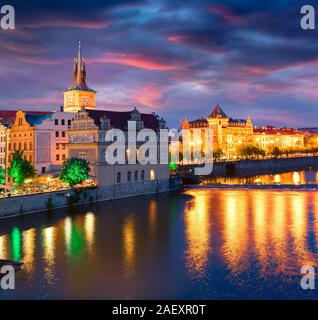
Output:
top-left (0, 0), bottom-right (317, 127)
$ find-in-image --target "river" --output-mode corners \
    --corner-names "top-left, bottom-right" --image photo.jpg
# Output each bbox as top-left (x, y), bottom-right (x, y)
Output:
top-left (0, 171), bottom-right (318, 299)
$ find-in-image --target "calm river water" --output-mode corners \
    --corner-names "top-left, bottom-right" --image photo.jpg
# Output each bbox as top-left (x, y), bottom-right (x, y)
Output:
top-left (1, 172), bottom-right (318, 299)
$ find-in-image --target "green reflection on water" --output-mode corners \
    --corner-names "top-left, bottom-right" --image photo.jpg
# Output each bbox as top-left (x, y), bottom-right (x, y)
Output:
top-left (11, 227), bottom-right (21, 261)
top-left (65, 218), bottom-right (85, 259)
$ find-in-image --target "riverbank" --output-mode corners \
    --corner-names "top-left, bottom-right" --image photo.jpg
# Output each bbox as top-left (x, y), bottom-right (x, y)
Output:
top-left (0, 177), bottom-right (182, 219)
top-left (186, 184), bottom-right (318, 191)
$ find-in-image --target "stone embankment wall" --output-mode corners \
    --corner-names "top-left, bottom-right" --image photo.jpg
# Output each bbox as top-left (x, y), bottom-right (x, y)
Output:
top-left (0, 177), bottom-right (182, 219)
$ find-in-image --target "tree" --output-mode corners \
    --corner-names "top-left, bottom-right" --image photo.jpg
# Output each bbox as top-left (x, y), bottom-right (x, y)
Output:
top-left (269, 147), bottom-right (281, 158)
top-left (8, 150), bottom-right (36, 185)
top-left (0, 166), bottom-right (5, 185)
top-left (238, 145), bottom-right (265, 158)
top-left (60, 158), bottom-right (90, 187)
top-left (213, 148), bottom-right (224, 160)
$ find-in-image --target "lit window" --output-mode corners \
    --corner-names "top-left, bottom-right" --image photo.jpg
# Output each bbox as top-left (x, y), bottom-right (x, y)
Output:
top-left (150, 169), bottom-right (155, 180)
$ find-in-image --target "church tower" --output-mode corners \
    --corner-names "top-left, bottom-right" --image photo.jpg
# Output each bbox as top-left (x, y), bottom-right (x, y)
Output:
top-left (64, 42), bottom-right (96, 112)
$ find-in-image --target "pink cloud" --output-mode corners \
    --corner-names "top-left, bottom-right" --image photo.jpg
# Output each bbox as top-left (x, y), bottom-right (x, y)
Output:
top-left (15, 96), bottom-right (60, 106)
top-left (89, 53), bottom-right (179, 71)
top-left (208, 4), bottom-right (246, 26)
top-left (130, 84), bottom-right (165, 108)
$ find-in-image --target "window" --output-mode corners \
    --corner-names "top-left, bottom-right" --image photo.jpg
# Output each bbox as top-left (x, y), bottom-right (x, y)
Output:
top-left (141, 170), bottom-right (145, 181)
top-left (134, 171), bottom-right (138, 181)
top-left (24, 142), bottom-right (27, 150)
top-left (29, 155), bottom-right (32, 162)
top-left (29, 142), bottom-right (32, 150)
top-left (8, 143), bottom-right (11, 151)
top-left (55, 119), bottom-right (58, 125)
top-left (62, 154), bottom-right (66, 161)
top-left (56, 131), bottom-right (59, 138)
top-left (61, 119), bottom-right (65, 126)
top-left (62, 132), bottom-right (66, 138)
top-left (56, 154), bottom-right (60, 161)
top-left (150, 169), bottom-right (155, 180)
top-left (79, 152), bottom-right (86, 160)
top-left (117, 172), bottom-right (121, 184)
top-left (127, 171), bottom-right (131, 182)
top-left (56, 143), bottom-right (60, 150)
top-left (42, 167), bottom-right (46, 173)
top-left (62, 144), bottom-right (66, 150)
top-left (68, 120), bottom-right (72, 126)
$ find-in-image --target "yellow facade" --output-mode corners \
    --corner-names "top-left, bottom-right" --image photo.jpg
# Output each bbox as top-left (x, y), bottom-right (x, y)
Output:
top-left (181, 105), bottom-right (306, 161)
top-left (6, 110), bottom-right (35, 177)
top-left (64, 89), bottom-right (96, 113)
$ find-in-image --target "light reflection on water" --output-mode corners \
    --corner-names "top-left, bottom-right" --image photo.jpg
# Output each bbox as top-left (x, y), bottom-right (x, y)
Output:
top-left (0, 185), bottom-right (318, 299)
top-left (203, 169), bottom-right (318, 185)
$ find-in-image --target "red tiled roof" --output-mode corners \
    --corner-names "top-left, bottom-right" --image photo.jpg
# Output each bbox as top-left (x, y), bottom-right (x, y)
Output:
top-left (254, 126), bottom-right (301, 135)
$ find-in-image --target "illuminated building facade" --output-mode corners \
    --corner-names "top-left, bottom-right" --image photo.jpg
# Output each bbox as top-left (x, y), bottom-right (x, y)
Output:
top-left (182, 105), bottom-right (306, 160)
top-left (0, 111), bottom-right (16, 171)
top-left (254, 126), bottom-right (305, 151)
top-left (6, 109), bottom-right (74, 179)
top-left (182, 104), bottom-right (253, 159)
top-left (67, 107), bottom-right (169, 186)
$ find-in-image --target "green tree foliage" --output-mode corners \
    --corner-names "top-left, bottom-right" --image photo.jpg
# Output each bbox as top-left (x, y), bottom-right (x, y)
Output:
top-left (8, 150), bottom-right (36, 185)
top-left (238, 145), bottom-right (266, 158)
top-left (60, 158), bottom-right (90, 187)
top-left (0, 166), bottom-right (5, 185)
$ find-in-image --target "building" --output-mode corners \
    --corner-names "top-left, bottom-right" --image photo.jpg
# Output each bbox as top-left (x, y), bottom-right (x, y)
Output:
top-left (0, 110), bottom-right (16, 171)
top-left (65, 45), bottom-right (170, 192)
top-left (64, 42), bottom-right (96, 113)
top-left (254, 126), bottom-right (304, 151)
top-left (6, 109), bottom-right (74, 178)
top-left (67, 107), bottom-right (169, 186)
top-left (181, 104), bottom-right (306, 160)
top-left (182, 104), bottom-right (253, 159)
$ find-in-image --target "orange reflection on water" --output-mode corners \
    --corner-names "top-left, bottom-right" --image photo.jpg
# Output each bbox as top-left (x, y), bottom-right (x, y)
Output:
top-left (222, 191), bottom-right (248, 274)
top-left (122, 215), bottom-right (136, 275)
top-left (252, 191), bottom-right (268, 272)
top-left (0, 235), bottom-right (7, 259)
top-left (149, 200), bottom-right (157, 235)
top-left (23, 228), bottom-right (36, 276)
top-left (85, 212), bottom-right (95, 254)
top-left (184, 190), bottom-right (211, 278)
top-left (43, 226), bottom-right (56, 283)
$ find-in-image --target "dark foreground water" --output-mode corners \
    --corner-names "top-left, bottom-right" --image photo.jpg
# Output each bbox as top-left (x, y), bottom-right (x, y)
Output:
top-left (1, 186), bottom-right (318, 299)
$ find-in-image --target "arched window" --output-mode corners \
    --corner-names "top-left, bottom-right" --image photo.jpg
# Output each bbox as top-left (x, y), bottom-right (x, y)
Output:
top-left (117, 172), bottom-right (121, 184)
top-left (141, 170), bottom-right (145, 181)
top-left (127, 171), bottom-right (131, 182)
top-left (8, 143), bottom-right (11, 151)
top-left (18, 142), bottom-right (22, 150)
top-left (134, 171), bottom-right (138, 181)
top-left (29, 142), bottom-right (32, 150)
top-left (24, 142), bottom-right (27, 150)
top-left (13, 143), bottom-right (16, 151)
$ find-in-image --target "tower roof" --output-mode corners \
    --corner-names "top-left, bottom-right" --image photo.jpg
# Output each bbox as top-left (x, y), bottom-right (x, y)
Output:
top-left (67, 41), bottom-right (96, 92)
top-left (208, 104), bottom-right (228, 118)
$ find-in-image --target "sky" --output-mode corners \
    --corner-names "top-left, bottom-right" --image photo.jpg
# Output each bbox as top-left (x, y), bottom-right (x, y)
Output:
top-left (0, 0), bottom-right (317, 128)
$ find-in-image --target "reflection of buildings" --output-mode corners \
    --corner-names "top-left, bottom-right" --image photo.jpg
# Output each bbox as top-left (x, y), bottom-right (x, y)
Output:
top-left (182, 104), bottom-right (306, 159)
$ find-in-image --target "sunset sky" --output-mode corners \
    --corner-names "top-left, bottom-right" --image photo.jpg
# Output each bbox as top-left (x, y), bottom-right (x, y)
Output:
top-left (0, 0), bottom-right (317, 127)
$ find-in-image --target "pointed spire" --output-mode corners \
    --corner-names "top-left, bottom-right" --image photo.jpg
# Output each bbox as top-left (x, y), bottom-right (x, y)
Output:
top-left (208, 104), bottom-right (228, 119)
top-left (181, 117), bottom-right (190, 129)
top-left (68, 41), bottom-right (95, 92)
